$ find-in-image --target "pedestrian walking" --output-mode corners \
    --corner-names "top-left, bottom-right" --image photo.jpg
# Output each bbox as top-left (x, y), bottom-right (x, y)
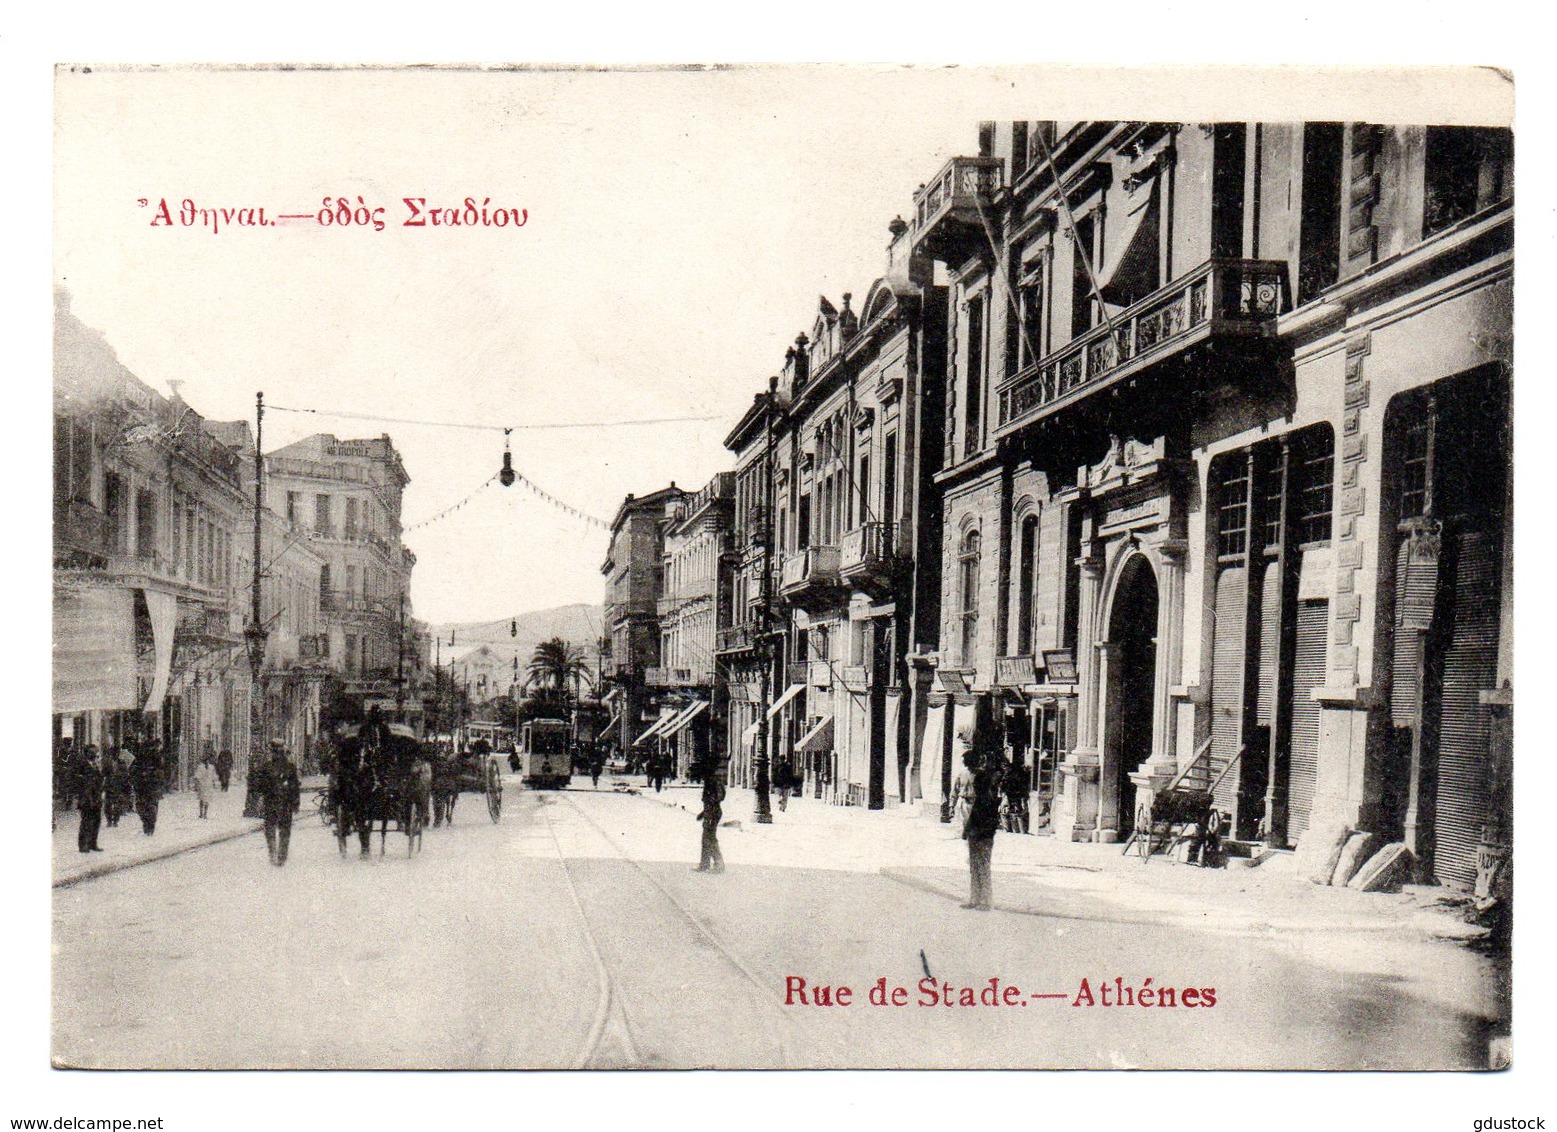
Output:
top-left (75, 744), bottom-right (105, 853)
top-left (590, 752), bottom-right (603, 790)
top-left (133, 741), bottom-right (163, 836)
top-left (100, 747), bottom-right (125, 827)
top-left (194, 757), bottom-right (218, 819)
top-left (961, 750), bottom-right (1001, 911)
top-left (694, 764), bottom-right (725, 873)
top-left (410, 749), bottom-right (433, 831)
top-left (255, 739), bottom-right (302, 866)
top-left (949, 728), bottom-right (975, 831)
top-left (215, 748), bottom-right (234, 792)
top-left (1002, 758), bottom-right (1030, 834)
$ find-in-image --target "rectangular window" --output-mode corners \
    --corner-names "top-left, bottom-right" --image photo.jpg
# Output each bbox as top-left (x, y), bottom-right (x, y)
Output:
top-left (345, 497), bottom-right (358, 538)
top-left (1071, 215), bottom-right (1096, 339)
top-left (315, 494), bottom-right (332, 537)
top-left (286, 491), bottom-right (300, 523)
top-left (1011, 122), bottom-right (1030, 179)
top-left (1424, 126), bottom-right (1513, 237)
top-left (1297, 123), bottom-right (1344, 304)
top-left (1293, 442), bottom-right (1335, 545)
top-left (1399, 417), bottom-right (1430, 520)
top-left (857, 454), bottom-right (870, 527)
top-left (135, 490), bottom-right (157, 562)
top-left (882, 433), bottom-right (898, 527)
top-left (1216, 459), bottom-right (1250, 560)
top-left (965, 294), bottom-right (985, 455)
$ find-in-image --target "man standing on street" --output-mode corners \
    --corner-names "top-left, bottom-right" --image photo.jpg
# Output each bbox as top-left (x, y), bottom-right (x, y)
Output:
top-left (961, 749), bottom-right (1001, 911)
top-left (215, 748), bottom-right (234, 792)
top-left (133, 740), bottom-right (163, 836)
top-left (76, 744), bottom-right (105, 853)
top-left (256, 739), bottom-right (302, 866)
top-left (694, 761), bottom-right (725, 873)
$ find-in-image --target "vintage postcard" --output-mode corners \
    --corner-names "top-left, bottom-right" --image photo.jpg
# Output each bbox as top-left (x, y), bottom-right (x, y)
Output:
top-left (42, 61), bottom-right (1519, 1092)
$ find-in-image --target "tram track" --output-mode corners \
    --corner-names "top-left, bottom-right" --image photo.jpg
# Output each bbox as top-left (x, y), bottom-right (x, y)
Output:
top-left (535, 789), bottom-right (796, 1069)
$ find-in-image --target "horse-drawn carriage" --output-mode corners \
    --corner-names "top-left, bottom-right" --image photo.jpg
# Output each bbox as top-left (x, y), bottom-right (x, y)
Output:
top-left (432, 741), bottom-right (504, 826)
top-left (321, 718), bottom-right (431, 857)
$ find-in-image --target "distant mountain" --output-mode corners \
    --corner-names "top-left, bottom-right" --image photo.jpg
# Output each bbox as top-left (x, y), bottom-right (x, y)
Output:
top-left (429, 602), bottom-right (605, 680)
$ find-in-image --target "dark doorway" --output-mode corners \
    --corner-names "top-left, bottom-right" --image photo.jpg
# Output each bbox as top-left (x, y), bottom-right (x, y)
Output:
top-left (1108, 556), bottom-right (1159, 836)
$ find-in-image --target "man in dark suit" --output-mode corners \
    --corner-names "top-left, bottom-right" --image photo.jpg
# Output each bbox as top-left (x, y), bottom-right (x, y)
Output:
top-left (76, 744), bottom-right (105, 853)
top-left (255, 740), bottom-right (302, 866)
top-left (694, 761), bottom-right (726, 873)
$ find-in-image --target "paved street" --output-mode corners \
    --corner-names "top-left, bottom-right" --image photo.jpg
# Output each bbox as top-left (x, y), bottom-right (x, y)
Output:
top-left (52, 777), bottom-right (1507, 1070)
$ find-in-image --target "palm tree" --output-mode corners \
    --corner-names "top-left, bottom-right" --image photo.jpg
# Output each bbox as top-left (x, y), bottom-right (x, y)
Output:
top-left (527, 638), bottom-right (591, 710)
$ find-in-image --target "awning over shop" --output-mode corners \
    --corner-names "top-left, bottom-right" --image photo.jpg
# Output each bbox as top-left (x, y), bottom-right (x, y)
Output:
top-left (741, 718), bottom-right (762, 748)
top-left (602, 687), bottom-right (621, 707)
top-left (595, 711), bottom-right (621, 741)
top-left (142, 589), bottom-right (178, 713)
top-left (766, 682), bottom-right (805, 718)
top-left (796, 715), bottom-right (835, 754)
top-left (661, 700), bottom-right (709, 739)
top-left (53, 585), bottom-right (138, 714)
top-left (633, 714), bottom-right (675, 746)
top-left (1098, 176), bottom-right (1160, 307)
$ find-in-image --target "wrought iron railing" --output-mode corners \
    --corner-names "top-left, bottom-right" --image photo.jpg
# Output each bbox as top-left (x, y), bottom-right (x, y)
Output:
top-left (912, 156), bottom-right (1003, 235)
top-left (997, 258), bottom-right (1288, 431)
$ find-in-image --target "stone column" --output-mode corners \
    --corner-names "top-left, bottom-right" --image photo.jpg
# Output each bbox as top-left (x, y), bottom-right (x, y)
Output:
top-left (1095, 640), bottom-right (1120, 841)
top-left (1055, 551), bottom-right (1104, 841)
top-left (1132, 541), bottom-right (1187, 804)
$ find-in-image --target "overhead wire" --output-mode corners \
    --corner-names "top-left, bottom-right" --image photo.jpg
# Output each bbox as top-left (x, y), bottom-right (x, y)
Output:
top-left (268, 403), bottom-right (721, 433)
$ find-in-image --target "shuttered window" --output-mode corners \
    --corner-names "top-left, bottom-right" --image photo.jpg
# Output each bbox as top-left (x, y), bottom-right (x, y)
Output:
top-left (1287, 599), bottom-right (1328, 839)
top-left (1432, 532), bottom-right (1499, 889)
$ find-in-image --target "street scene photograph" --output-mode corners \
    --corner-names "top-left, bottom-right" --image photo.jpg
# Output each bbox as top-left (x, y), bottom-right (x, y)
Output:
top-left (38, 59), bottom-right (1523, 1096)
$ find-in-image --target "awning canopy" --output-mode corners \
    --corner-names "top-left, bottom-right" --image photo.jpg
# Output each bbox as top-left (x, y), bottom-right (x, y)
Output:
top-left (53, 584), bottom-right (138, 714)
top-left (796, 715), bottom-right (835, 754)
top-left (767, 682), bottom-right (805, 718)
top-left (1098, 177), bottom-right (1160, 307)
top-left (595, 710), bottom-right (621, 741)
top-left (602, 687), bottom-right (621, 707)
top-left (661, 700), bottom-right (709, 740)
top-left (741, 718), bottom-right (763, 747)
top-left (633, 713), bottom-right (675, 746)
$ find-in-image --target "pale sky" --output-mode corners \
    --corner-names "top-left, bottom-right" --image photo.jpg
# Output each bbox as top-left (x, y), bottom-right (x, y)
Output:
top-left (52, 66), bottom-right (1513, 626)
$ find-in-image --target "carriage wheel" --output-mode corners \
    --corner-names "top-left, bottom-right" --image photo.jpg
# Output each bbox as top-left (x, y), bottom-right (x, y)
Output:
top-left (487, 780), bottom-right (502, 823)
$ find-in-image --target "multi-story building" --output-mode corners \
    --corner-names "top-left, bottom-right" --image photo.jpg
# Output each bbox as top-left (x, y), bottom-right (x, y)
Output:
top-left (601, 484), bottom-right (687, 761)
top-left (908, 120), bottom-right (1511, 889)
top-left (53, 291), bottom-right (336, 785)
top-left (653, 473), bottom-right (734, 778)
top-left (265, 433), bottom-right (418, 717)
top-left (718, 221), bottom-right (948, 810)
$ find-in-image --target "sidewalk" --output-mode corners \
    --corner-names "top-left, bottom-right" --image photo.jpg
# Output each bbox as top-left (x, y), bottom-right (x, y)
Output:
top-left (628, 780), bottom-right (1492, 951)
top-left (52, 782), bottom-right (265, 888)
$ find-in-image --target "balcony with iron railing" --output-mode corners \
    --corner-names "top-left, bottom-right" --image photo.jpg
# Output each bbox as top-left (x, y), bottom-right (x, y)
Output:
top-left (840, 521), bottom-right (908, 596)
top-left (779, 545), bottom-right (843, 609)
top-left (644, 665), bottom-right (708, 688)
top-left (808, 660), bottom-right (833, 688)
top-left (716, 622), bottom-right (757, 654)
top-left (911, 156), bottom-right (1003, 263)
top-left (996, 258), bottom-right (1289, 436)
top-left (54, 498), bottom-right (114, 562)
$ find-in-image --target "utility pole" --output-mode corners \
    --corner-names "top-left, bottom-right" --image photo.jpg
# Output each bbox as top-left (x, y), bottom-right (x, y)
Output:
top-left (242, 391), bottom-right (268, 818)
top-left (753, 378), bottom-right (778, 824)
top-left (395, 590), bottom-right (406, 722)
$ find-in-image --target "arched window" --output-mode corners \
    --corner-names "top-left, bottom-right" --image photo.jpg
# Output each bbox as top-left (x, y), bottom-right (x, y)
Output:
top-left (959, 528), bottom-right (981, 664)
top-left (1017, 513), bottom-right (1039, 653)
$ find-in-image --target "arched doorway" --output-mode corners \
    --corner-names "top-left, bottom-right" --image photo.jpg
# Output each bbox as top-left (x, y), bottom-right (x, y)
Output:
top-left (1106, 554), bottom-right (1159, 836)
